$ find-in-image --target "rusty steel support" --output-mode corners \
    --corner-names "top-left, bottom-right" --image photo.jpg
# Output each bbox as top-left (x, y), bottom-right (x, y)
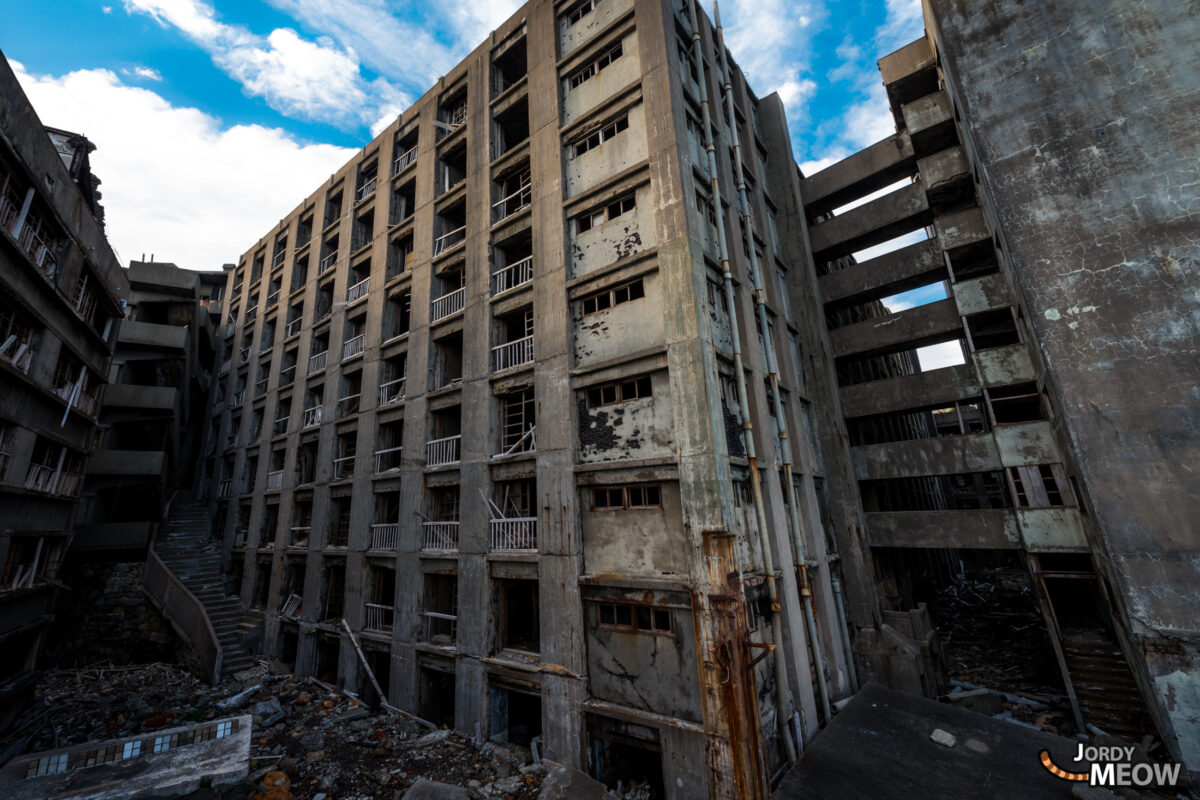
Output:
top-left (714, 2), bottom-right (834, 727)
top-left (687, 0), bottom-right (797, 784)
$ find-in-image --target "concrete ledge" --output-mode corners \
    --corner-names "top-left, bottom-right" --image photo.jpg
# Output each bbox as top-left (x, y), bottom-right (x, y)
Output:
top-left (840, 363), bottom-right (979, 418)
top-left (853, 431), bottom-right (1000, 479)
top-left (866, 510), bottom-right (1018, 549)
top-left (819, 239), bottom-right (945, 307)
top-left (803, 131), bottom-right (916, 214)
top-left (87, 449), bottom-right (166, 477)
top-left (809, 181), bottom-right (931, 259)
top-left (829, 298), bottom-right (961, 360)
top-left (117, 319), bottom-right (187, 350)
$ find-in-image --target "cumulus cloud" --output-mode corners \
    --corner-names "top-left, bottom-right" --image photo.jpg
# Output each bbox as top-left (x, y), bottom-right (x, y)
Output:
top-left (122, 0), bottom-right (406, 128)
top-left (11, 60), bottom-right (355, 270)
top-left (123, 65), bottom-right (163, 81)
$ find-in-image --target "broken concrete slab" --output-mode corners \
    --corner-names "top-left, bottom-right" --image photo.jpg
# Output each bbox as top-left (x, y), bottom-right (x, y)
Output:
top-left (775, 683), bottom-right (1081, 799)
top-left (401, 779), bottom-right (474, 799)
top-left (537, 763), bottom-right (617, 800)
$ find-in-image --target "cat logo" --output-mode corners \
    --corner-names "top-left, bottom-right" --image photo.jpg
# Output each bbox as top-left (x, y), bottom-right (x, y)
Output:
top-left (1039, 747), bottom-right (1182, 788)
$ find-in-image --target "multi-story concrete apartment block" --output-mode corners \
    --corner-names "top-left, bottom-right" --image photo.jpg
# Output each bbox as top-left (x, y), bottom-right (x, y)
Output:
top-left (210, 0), bottom-right (855, 796)
top-left (0, 56), bottom-right (128, 727)
top-left (792, 0), bottom-right (1200, 773)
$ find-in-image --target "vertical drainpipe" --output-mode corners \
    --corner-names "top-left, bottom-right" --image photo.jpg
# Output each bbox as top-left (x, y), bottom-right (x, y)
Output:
top-left (687, 0), bottom-right (798, 766)
top-left (714, 2), bottom-right (834, 725)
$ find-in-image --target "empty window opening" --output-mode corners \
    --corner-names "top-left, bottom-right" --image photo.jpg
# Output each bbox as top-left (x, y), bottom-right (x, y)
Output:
top-left (387, 233), bottom-right (414, 279)
top-left (434, 202), bottom-right (467, 255)
top-left (423, 573), bottom-right (458, 644)
top-left (295, 440), bottom-right (318, 484)
top-left (430, 332), bottom-right (464, 389)
top-left (251, 560), bottom-right (271, 609)
top-left (586, 375), bottom-right (651, 408)
top-left (946, 238), bottom-right (1000, 282)
top-left (316, 634), bottom-right (340, 683)
top-left (985, 382), bottom-right (1047, 425)
top-left (588, 716), bottom-right (665, 800)
top-left (356, 158), bottom-right (378, 202)
top-left (966, 308), bottom-right (1021, 351)
top-left (860, 471), bottom-right (1011, 512)
top-left (490, 686), bottom-right (542, 747)
top-left (571, 112), bottom-right (629, 158)
top-left (492, 230), bottom-right (533, 294)
top-left (437, 144), bottom-right (467, 196)
top-left (847, 398), bottom-right (988, 446)
top-left (385, 289), bottom-right (412, 339)
top-left (563, 0), bottom-right (603, 26)
top-left (496, 578), bottom-right (539, 652)
top-left (296, 214), bottom-right (313, 249)
top-left (575, 192), bottom-right (635, 234)
top-left (437, 89), bottom-right (468, 139)
top-left (1007, 464), bottom-right (1074, 508)
top-left (321, 561), bottom-right (346, 622)
top-left (580, 278), bottom-right (644, 315)
top-left (499, 389), bottom-right (536, 454)
top-left (493, 97), bottom-right (530, 158)
top-left (493, 162), bottom-right (532, 221)
top-left (592, 484), bottom-right (661, 510)
top-left (420, 665), bottom-right (456, 727)
top-left (323, 189), bottom-right (343, 230)
top-left (568, 41), bottom-right (623, 90)
top-left (392, 128), bottom-right (419, 175)
top-left (328, 496), bottom-right (351, 547)
top-left (352, 208), bottom-right (374, 252)
top-left (390, 180), bottom-right (415, 227)
top-left (362, 648), bottom-right (391, 708)
top-left (279, 629), bottom-right (299, 671)
top-left (491, 36), bottom-right (527, 96)
top-left (595, 602), bottom-right (672, 634)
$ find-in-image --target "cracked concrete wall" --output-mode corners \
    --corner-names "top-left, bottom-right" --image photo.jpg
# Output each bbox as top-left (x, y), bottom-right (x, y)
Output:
top-left (581, 481), bottom-right (688, 577)
top-left (577, 370), bottom-right (675, 463)
top-left (565, 102), bottom-right (649, 199)
top-left (572, 271), bottom-right (664, 365)
top-left (927, 0), bottom-right (1200, 768)
top-left (562, 27), bottom-right (641, 126)
top-left (569, 182), bottom-right (657, 278)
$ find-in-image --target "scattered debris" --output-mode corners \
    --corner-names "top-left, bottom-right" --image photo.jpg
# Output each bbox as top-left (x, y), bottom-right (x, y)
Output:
top-left (930, 728), bottom-right (956, 748)
top-left (5, 661), bottom-right (545, 799)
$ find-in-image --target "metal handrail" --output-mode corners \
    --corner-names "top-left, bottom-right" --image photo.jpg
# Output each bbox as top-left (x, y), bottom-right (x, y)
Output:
top-left (491, 256), bottom-right (533, 295)
top-left (431, 286), bottom-right (465, 321)
top-left (425, 435), bottom-right (460, 466)
top-left (433, 225), bottom-right (466, 256)
top-left (492, 334), bottom-right (534, 371)
top-left (421, 521), bottom-right (459, 551)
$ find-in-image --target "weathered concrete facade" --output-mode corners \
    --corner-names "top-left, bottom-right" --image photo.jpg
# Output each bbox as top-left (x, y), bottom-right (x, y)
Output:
top-left (210, 1), bottom-right (854, 796)
top-left (0, 52), bottom-right (128, 731)
top-left (790, 0), bottom-right (1200, 773)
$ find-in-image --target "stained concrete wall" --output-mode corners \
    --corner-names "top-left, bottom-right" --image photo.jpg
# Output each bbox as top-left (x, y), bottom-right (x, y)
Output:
top-left (926, 0), bottom-right (1200, 768)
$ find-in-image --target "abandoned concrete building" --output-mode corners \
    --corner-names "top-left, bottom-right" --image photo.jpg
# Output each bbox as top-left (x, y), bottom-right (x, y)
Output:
top-left (0, 0), bottom-right (1197, 797)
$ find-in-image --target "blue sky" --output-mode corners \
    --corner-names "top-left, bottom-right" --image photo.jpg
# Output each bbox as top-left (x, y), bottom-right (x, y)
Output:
top-left (3, 0), bottom-right (927, 269)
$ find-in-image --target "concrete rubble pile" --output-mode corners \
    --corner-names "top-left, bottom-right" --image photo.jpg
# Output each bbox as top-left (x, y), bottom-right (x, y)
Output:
top-left (7, 661), bottom-right (555, 799)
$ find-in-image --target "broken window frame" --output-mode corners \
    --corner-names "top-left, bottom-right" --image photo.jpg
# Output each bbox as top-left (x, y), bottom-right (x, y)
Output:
top-left (586, 375), bottom-right (652, 408)
top-left (575, 192), bottom-right (636, 234)
top-left (563, 0), bottom-right (604, 26)
top-left (592, 483), bottom-right (662, 510)
top-left (580, 278), bottom-right (645, 315)
top-left (567, 40), bottom-right (624, 90)
top-left (1006, 463), bottom-right (1074, 509)
top-left (570, 112), bottom-right (629, 158)
top-left (595, 601), bottom-right (673, 634)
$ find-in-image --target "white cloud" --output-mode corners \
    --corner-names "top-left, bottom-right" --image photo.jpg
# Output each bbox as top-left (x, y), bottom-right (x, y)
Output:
top-left (877, 0), bottom-right (925, 55)
top-left (11, 60), bottom-right (355, 270)
top-left (122, 0), bottom-right (406, 128)
top-left (124, 65), bottom-right (163, 81)
top-left (102, 5), bottom-right (113, 13)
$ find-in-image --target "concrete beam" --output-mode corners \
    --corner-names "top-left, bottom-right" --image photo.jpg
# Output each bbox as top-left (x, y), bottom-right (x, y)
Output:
top-left (819, 239), bottom-right (945, 308)
top-left (879, 38), bottom-right (937, 87)
top-left (901, 91), bottom-right (956, 156)
top-left (809, 181), bottom-right (932, 261)
top-left (934, 206), bottom-right (990, 253)
top-left (839, 363), bottom-right (979, 418)
top-left (117, 319), bottom-right (187, 351)
top-left (87, 448), bottom-right (166, 477)
top-left (102, 384), bottom-right (177, 411)
top-left (829, 297), bottom-right (961, 360)
top-left (852, 431), bottom-right (1001, 479)
top-left (866, 509), bottom-right (1019, 549)
top-left (802, 131), bottom-right (917, 216)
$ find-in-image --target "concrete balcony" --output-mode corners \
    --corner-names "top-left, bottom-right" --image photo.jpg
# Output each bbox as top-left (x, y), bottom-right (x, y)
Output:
top-left (118, 319), bottom-right (187, 351)
top-left (336, 393), bottom-right (360, 418)
top-left (392, 146), bottom-right (417, 175)
top-left (319, 251), bottom-right (337, 274)
top-left (265, 470), bottom-right (284, 490)
top-left (24, 464), bottom-right (81, 498)
top-left (866, 509), bottom-right (1017, 550)
top-left (87, 449), bottom-right (166, 478)
top-left (347, 277), bottom-right (370, 305)
top-left (374, 446), bottom-right (402, 473)
top-left (829, 298), bottom-right (962, 361)
top-left (301, 406), bottom-right (322, 428)
top-left (853, 432), bottom-right (1001, 480)
top-left (355, 177), bottom-right (377, 203)
top-left (808, 181), bottom-right (932, 261)
top-left (103, 384), bottom-right (176, 412)
top-left (489, 518), bottom-right (536, 552)
top-left (342, 334), bottom-right (365, 360)
top-left (433, 226), bottom-right (466, 257)
top-left (803, 130), bottom-right (916, 217)
top-left (332, 455), bottom-right (355, 480)
top-left (307, 350), bottom-right (327, 374)
top-left (421, 521), bottom-right (458, 552)
top-left (285, 318), bottom-right (303, 338)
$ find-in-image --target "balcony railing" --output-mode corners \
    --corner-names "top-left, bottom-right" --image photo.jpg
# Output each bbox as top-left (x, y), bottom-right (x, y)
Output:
top-left (289, 527), bottom-right (310, 548)
top-left (266, 289), bottom-right (280, 308)
top-left (490, 518), bottom-right (537, 552)
top-left (234, 528), bottom-right (248, 548)
top-left (392, 146), bottom-right (417, 175)
top-left (245, 305), bottom-right (258, 323)
top-left (425, 435), bottom-right (460, 466)
top-left (280, 593), bottom-right (303, 619)
top-left (499, 424), bottom-right (536, 457)
top-left (492, 334), bottom-right (534, 371)
top-left (379, 377), bottom-right (406, 407)
top-left (364, 603), bottom-right (394, 633)
top-left (285, 318), bottom-right (303, 338)
top-left (492, 179), bottom-right (532, 221)
top-left (231, 389), bottom-right (245, 407)
top-left (347, 276), bottom-right (370, 305)
top-left (266, 470), bottom-right (284, 490)
top-left (421, 521), bottom-right (459, 552)
top-left (218, 479), bottom-right (232, 498)
top-left (333, 455), bottom-right (355, 480)
top-left (225, 322), bottom-right (236, 338)
top-left (433, 225), bottom-right (466, 256)
top-left (18, 220), bottom-right (58, 279)
top-left (319, 251), bottom-right (337, 274)
top-left (355, 177), bottom-right (377, 203)
top-left (272, 249), bottom-right (286, 268)
top-left (219, 358), bottom-right (231, 375)
top-left (369, 523), bottom-right (399, 551)
top-left (342, 334), bottom-right (365, 359)
top-left (492, 256), bottom-right (533, 295)
top-left (431, 286), bottom-right (465, 321)
top-left (308, 350), bottom-right (327, 374)
top-left (255, 378), bottom-right (268, 397)
top-left (25, 463), bottom-right (80, 497)
top-left (374, 445), bottom-right (403, 473)
top-left (337, 393), bottom-right (360, 418)
top-left (273, 416), bottom-right (289, 436)
top-left (238, 346), bottom-right (251, 362)
top-left (279, 364), bottom-right (296, 387)
top-left (302, 406), bottom-right (322, 428)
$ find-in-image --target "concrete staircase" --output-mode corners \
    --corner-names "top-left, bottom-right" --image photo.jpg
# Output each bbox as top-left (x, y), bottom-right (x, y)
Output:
top-left (155, 498), bottom-right (256, 676)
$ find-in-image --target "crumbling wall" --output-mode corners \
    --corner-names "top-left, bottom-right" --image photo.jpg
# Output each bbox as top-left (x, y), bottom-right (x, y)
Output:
top-left (569, 183), bottom-right (657, 278)
top-left (577, 373), bottom-right (675, 463)
top-left (581, 481), bottom-right (688, 577)
top-left (572, 270), bottom-right (663, 366)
